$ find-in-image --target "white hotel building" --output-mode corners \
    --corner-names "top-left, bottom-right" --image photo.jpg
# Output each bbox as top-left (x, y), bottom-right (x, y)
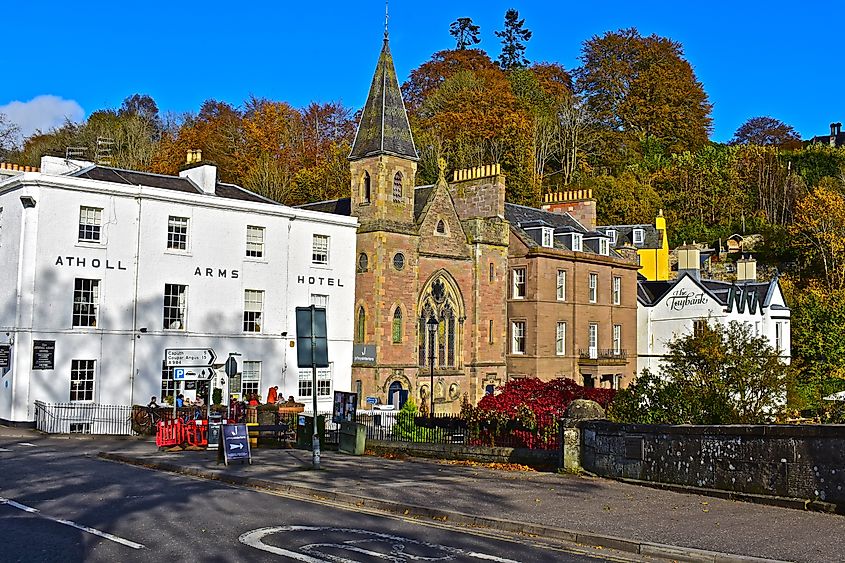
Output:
top-left (0, 156), bottom-right (358, 425)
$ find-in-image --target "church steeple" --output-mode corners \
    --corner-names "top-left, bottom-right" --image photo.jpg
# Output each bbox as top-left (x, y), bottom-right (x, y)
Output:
top-left (349, 36), bottom-right (418, 162)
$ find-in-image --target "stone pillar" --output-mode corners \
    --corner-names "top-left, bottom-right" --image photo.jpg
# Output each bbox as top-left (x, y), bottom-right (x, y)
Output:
top-left (560, 399), bottom-right (606, 473)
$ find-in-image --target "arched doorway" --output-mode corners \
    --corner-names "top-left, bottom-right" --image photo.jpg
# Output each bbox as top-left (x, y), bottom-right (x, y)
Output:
top-left (387, 381), bottom-right (407, 409)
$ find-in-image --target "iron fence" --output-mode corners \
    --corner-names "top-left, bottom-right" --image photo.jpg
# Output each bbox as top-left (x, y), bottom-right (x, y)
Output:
top-left (353, 411), bottom-right (561, 450)
top-left (35, 400), bottom-right (132, 435)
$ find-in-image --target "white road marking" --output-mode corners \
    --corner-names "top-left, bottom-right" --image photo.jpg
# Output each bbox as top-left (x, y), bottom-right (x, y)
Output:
top-left (18, 443), bottom-right (37, 447)
top-left (0, 497), bottom-right (145, 549)
top-left (239, 525), bottom-right (522, 562)
top-left (0, 448), bottom-right (12, 452)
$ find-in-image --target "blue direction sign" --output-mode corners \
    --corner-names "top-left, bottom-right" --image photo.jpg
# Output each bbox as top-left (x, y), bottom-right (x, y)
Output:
top-left (219, 423), bottom-right (251, 465)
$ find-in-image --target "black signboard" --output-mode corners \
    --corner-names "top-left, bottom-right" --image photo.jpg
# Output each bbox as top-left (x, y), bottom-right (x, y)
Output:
top-left (0, 345), bottom-right (10, 369)
top-left (332, 391), bottom-right (358, 423)
top-left (218, 423), bottom-right (251, 465)
top-left (32, 340), bottom-right (55, 370)
top-left (295, 306), bottom-right (328, 368)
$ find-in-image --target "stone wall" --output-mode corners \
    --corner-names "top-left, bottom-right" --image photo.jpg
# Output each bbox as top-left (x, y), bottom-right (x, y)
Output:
top-left (580, 421), bottom-right (845, 507)
top-left (367, 439), bottom-right (559, 468)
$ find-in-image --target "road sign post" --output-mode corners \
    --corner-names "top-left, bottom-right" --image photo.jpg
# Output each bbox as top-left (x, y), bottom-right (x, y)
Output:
top-left (296, 305), bottom-right (328, 470)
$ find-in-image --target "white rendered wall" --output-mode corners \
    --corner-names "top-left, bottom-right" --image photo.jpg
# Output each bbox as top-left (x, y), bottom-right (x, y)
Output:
top-left (0, 172), bottom-right (357, 423)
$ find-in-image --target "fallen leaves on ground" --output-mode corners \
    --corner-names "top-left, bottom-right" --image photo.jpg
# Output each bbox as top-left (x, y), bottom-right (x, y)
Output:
top-left (438, 459), bottom-right (535, 472)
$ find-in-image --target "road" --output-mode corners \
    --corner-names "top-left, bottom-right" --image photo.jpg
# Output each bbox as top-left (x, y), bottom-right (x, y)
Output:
top-left (0, 436), bottom-right (632, 562)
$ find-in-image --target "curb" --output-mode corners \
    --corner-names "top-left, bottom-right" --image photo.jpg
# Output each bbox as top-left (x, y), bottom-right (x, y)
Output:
top-left (98, 452), bottom-right (788, 563)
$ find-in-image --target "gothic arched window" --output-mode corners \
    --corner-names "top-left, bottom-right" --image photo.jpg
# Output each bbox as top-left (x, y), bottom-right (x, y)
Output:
top-left (392, 307), bottom-right (403, 343)
top-left (362, 172), bottom-right (371, 203)
top-left (417, 274), bottom-right (463, 369)
top-left (393, 172), bottom-right (403, 203)
top-left (356, 306), bottom-right (366, 343)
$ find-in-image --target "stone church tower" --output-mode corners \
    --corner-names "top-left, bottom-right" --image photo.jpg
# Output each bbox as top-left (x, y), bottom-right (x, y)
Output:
top-left (347, 33), bottom-right (509, 413)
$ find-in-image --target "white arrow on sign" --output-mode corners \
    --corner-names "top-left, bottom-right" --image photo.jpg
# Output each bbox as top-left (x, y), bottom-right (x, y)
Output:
top-left (166, 348), bottom-right (217, 368)
top-left (172, 367), bottom-right (214, 381)
top-left (229, 443), bottom-right (244, 450)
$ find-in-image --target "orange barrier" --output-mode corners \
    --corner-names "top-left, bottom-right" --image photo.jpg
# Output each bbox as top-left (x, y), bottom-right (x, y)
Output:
top-left (185, 419), bottom-right (209, 447)
top-left (156, 419), bottom-right (184, 447)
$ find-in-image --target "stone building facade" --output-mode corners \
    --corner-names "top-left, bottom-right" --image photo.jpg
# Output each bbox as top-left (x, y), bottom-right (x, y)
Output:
top-left (304, 34), bottom-right (640, 409)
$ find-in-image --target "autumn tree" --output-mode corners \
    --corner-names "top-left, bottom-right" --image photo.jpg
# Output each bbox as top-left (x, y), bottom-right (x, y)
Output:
top-left (495, 9), bottom-right (532, 70)
top-left (591, 172), bottom-right (662, 226)
top-left (576, 28), bottom-right (712, 167)
top-left (402, 49), bottom-right (500, 111)
top-left (449, 17), bottom-right (481, 50)
top-left (609, 322), bottom-right (792, 424)
top-left (731, 116), bottom-right (801, 149)
top-left (789, 181), bottom-right (845, 291)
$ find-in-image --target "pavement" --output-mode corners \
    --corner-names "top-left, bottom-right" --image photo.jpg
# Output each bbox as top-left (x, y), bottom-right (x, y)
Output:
top-left (3, 425), bottom-right (843, 563)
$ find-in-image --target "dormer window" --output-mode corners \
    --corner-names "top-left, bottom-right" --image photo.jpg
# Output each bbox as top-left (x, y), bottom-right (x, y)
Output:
top-left (598, 237), bottom-right (609, 256)
top-left (541, 227), bottom-right (554, 248)
top-left (632, 228), bottom-right (644, 245)
top-left (362, 171), bottom-right (371, 204)
top-left (572, 233), bottom-right (583, 252)
top-left (606, 229), bottom-right (617, 244)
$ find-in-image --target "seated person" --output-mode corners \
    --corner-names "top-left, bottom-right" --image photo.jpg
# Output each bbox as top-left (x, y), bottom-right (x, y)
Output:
top-left (147, 396), bottom-right (159, 409)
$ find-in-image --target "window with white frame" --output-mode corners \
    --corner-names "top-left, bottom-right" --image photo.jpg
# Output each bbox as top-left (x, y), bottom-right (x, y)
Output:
top-left (72, 278), bottom-right (100, 327)
top-left (246, 225), bottom-right (265, 258)
top-left (588, 323), bottom-right (598, 354)
top-left (311, 293), bottom-right (329, 314)
top-left (572, 233), bottom-right (583, 252)
top-left (167, 216), bottom-right (189, 251)
top-left (298, 367), bottom-right (332, 398)
top-left (511, 321), bottom-right (525, 354)
top-left (606, 229), bottom-right (617, 244)
top-left (775, 322), bottom-right (784, 352)
top-left (70, 359), bottom-right (95, 401)
top-left (78, 206), bottom-right (102, 243)
top-left (556, 270), bottom-right (566, 301)
top-left (612, 276), bottom-right (621, 305)
top-left (312, 234), bottom-right (329, 265)
top-left (163, 284), bottom-right (187, 330)
top-left (512, 268), bottom-right (526, 299)
top-left (556, 322), bottom-right (566, 355)
top-left (632, 228), bottom-right (645, 245)
top-left (242, 361), bottom-right (261, 399)
top-left (599, 237), bottom-right (609, 256)
top-left (160, 362), bottom-right (176, 402)
top-left (243, 290), bottom-right (264, 332)
top-left (589, 273), bottom-right (598, 303)
top-left (541, 227), bottom-right (554, 248)
top-left (613, 324), bottom-right (622, 355)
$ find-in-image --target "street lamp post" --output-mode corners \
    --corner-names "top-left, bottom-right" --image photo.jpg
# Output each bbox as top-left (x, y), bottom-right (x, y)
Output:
top-left (426, 315), bottom-right (438, 416)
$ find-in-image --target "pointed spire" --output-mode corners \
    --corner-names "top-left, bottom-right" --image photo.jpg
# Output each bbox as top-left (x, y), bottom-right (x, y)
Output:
top-left (349, 34), bottom-right (418, 162)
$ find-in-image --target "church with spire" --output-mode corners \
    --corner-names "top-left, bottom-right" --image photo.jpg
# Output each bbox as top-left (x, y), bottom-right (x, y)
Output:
top-left (303, 31), bottom-right (511, 412)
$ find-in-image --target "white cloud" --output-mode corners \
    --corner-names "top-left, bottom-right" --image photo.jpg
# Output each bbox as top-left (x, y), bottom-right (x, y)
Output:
top-left (0, 95), bottom-right (85, 139)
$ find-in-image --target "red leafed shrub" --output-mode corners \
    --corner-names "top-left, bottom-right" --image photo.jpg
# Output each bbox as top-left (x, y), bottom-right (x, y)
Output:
top-left (461, 377), bottom-right (616, 449)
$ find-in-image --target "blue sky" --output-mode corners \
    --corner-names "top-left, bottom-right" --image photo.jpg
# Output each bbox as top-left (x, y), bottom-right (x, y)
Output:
top-left (2, 1), bottom-right (842, 143)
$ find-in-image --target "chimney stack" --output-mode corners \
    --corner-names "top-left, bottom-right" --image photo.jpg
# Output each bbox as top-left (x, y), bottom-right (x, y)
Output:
top-left (676, 242), bottom-right (701, 281)
top-left (736, 255), bottom-right (757, 282)
top-left (179, 150), bottom-right (217, 195)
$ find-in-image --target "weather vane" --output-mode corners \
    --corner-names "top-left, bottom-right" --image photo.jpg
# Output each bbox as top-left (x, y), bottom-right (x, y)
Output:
top-left (384, 0), bottom-right (389, 40)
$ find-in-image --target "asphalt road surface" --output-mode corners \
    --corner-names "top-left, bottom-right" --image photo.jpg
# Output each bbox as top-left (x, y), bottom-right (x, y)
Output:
top-left (0, 436), bottom-right (631, 562)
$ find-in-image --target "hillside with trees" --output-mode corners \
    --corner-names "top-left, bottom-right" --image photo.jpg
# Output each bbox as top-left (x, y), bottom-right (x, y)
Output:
top-left (3, 11), bottom-right (844, 414)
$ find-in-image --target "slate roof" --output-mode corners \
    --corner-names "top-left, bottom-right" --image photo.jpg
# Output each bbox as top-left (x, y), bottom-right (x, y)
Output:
top-left (505, 202), bottom-right (618, 255)
top-left (348, 38), bottom-right (418, 162)
top-left (71, 166), bottom-right (275, 205)
top-left (299, 185), bottom-right (438, 223)
top-left (638, 273), bottom-right (779, 313)
top-left (599, 223), bottom-right (662, 249)
top-left (807, 132), bottom-right (845, 148)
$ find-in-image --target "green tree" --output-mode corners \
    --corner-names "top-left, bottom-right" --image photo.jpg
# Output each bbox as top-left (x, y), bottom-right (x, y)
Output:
top-left (495, 9), bottom-right (532, 70)
top-left (609, 321), bottom-right (793, 424)
top-left (449, 17), bottom-right (481, 50)
top-left (576, 28), bottom-right (712, 168)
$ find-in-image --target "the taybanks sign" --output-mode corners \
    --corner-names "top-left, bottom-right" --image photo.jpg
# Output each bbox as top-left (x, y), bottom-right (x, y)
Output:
top-left (666, 287), bottom-right (709, 311)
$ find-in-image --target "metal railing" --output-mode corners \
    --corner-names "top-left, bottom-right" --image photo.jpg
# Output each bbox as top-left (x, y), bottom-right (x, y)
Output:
top-left (578, 348), bottom-right (628, 360)
top-left (35, 400), bottom-right (132, 435)
top-left (353, 411), bottom-right (561, 450)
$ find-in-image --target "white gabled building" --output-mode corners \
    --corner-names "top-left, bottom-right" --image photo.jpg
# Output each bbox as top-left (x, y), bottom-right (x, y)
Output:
top-left (0, 156), bottom-right (358, 425)
top-left (637, 246), bottom-right (791, 376)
